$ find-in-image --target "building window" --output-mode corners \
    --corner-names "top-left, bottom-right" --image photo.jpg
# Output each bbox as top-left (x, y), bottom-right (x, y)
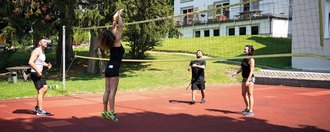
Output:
top-left (328, 13), bottom-right (330, 37)
top-left (204, 30), bottom-right (210, 37)
top-left (242, 0), bottom-right (259, 12)
top-left (251, 1), bottom-right (259, 11)
top-left (228, 28), bottom-right (235, 36)
top-left (182, 7), bottom-right (194, 25)
top-left (239, 27), bottom-right (246, 35)
top-left (215, 2), bottom-right (230, 19)
top-left (195, 31), bottom-right (200, 37)
top-left (243, 0), bottom-right (250, 12)
top-left (214, 29), bottom-right (220, 36)
top-left (251, 26), bottom-right (259, 35)
top-left (180, 0), bottom-right (193, 3)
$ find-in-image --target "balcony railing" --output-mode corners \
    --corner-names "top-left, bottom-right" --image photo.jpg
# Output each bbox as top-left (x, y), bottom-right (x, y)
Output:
top-left (175, 2), bottom-right (290, 27)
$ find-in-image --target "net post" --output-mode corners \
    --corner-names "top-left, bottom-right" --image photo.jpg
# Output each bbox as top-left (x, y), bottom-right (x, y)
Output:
top-left (318, 0), bottom-right (324, 47)
top-left (62, 26), bottom-right (66, 93)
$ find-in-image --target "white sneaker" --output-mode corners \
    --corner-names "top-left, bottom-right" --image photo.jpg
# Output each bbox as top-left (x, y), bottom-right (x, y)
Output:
top-left (36, 109), bottom-right (51, 116)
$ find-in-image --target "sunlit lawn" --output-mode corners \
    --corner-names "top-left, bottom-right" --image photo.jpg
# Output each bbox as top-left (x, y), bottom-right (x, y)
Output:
top-left (0, 52), bottom-right (244, 100)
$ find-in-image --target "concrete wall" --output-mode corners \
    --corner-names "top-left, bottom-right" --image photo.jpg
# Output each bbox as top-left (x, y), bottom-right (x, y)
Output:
top-left (272, 19), bottom-right (289, 37)
top-left (177, 19), bottom-right (271, 38)
top-left (177, 18), bottom-right (291, 38)
top-left (292, 0), bottom-right (330, 71)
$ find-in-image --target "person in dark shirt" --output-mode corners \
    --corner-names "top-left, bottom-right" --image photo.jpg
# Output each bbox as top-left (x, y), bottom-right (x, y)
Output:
top-left (235, 45), bottom-right (255, 116)
top-left (187, 50), bottom-right (206, 104)
top-left (98, 9), bottom-right (125, 122)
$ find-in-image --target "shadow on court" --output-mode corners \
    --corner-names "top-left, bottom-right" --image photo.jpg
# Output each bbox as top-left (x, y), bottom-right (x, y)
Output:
top-left (205, 108), bottom-right (242, 115)
top-left (168, 100), bottom-right (192, 104)
top-left (12, 109), bottom-right (36, 115)
top-left (1, 84), bottom-right (330, 131)
top-left (2, 111), bottom-right (327, 132)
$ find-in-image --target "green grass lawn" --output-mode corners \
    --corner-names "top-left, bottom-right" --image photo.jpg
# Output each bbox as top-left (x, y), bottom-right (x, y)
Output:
top-left (154, 35), bottom-right (291, 68)
top-left (0, 52), bottom-right (245, 100)
top-left (0, 35), bottom-right (286, 99)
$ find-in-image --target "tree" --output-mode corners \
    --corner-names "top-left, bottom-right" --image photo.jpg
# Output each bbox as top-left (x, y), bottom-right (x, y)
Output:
top-left (124, 0), bottom-right (174, 59)
top-left (0, 0), bottom-right (58, 47)
top-left (0, 0), bottom-right (77, 67)
top-left (53, 0), bottom-right (77, 66)
top-left (75, 0), bottom-right (117, 74)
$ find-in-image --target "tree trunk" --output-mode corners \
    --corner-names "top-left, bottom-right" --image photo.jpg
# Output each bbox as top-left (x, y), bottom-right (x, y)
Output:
top-left (56, 27), bottom-right (74, 67)
top-left (56, 1), bottom-right (74, 67)
top-left (87, 30), bottom-right (98, 74)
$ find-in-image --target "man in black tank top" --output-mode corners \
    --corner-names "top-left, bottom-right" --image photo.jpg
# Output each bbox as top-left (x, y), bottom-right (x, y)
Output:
top-left (188, 50), bottom-right (206, 104)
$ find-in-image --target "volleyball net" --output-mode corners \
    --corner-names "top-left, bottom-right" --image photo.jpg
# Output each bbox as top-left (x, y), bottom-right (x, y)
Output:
top-left (71, 0), bottom-right (329, 67)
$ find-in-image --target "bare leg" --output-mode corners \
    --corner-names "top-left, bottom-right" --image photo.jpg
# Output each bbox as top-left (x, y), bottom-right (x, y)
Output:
top-left (37, 86), bottom-right (48, 110)
top-left (103, 78), bottom-right (111, 111)
top-left (201, 90), bottom-right (205, 100)
top-left (191, 90), bottom-right (196, 102)
top-left (109, 77), bottom-right (119, 112)
top-left (247, 83), bottom-right (254, 112)
top-left (241, 83), bottom-right (249, 110)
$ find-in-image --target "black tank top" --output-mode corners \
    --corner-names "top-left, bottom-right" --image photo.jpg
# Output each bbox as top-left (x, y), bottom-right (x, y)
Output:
top-left (109, 45), bottom-right (125, 64)
top-left (241, 59), bottom-right (254, 78)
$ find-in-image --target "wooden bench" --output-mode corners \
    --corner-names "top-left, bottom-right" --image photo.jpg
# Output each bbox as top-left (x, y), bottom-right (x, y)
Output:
top-left (0, 72), bottom-right (10, 81)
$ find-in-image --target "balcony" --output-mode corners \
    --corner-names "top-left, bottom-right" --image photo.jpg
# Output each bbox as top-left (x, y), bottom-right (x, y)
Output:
top-left (175, 2), bottom-right (290, 27)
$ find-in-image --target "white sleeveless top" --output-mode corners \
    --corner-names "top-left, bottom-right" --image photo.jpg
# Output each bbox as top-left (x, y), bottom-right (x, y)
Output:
top-left (31, 48), bottom-right (46, 72)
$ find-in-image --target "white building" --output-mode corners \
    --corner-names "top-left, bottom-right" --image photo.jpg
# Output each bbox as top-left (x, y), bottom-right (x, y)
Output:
top-left (292, 0), bottom-right (330, 71)
top-left (174, 0), bottom-right (292, 38)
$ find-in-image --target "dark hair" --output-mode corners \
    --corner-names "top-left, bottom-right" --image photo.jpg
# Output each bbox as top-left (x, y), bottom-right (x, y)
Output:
top-left (196, 50), bottom-right (203, 54)
top-left (99, 30), bottom-right (116, 51)
top-left (245, 45), bottom-right (254, 55)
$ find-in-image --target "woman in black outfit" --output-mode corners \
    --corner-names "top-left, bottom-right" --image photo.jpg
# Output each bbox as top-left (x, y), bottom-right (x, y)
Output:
top-left (235, 45), bottom-right (255, 116)
top-left (99, 9), bottom-right (124, 122)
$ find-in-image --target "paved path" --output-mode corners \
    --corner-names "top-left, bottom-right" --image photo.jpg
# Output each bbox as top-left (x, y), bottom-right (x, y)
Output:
top-left (256, 69), bottom-right (330, 80)
top-left (1, 84), bottom-right (330, 132)
top-left (255, 70), bottom-right (330, 88)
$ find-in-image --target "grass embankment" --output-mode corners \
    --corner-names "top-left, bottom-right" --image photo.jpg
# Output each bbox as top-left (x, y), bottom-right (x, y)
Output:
top-left (0, 35), bottom-right (289, 99)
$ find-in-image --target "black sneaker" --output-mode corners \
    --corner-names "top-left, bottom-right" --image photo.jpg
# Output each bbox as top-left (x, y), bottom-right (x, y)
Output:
top-left (36, 109), bottom-right (51, 116)
top-left (33, 106), bottom-right (39, 113)
top-left (241, 108), bottom-right (249, 114)
top-left (190, 101), bottom-right (195, 105)
top-left (200, 99), bottom-right (205, 104)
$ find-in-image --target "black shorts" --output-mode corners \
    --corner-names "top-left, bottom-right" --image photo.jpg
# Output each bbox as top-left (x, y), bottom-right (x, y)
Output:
top-left (105, 62), bottom-right (120, 77)
top-left (30, 72), bottom-right (47, 90)
top-left (191, 82), bottom-right (205, 90)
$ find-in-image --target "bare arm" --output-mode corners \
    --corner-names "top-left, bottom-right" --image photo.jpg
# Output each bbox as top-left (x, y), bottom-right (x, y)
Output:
top-left (192, 64), bottom-right (205, 69)
top-left (246, 58), bottom-right (255, 82)
top-left (43, 62), bottom-right (52, 69)
top-left (232, 67), bottom-right (242, 76)
top-left (28, 49), bottom-right (42, 76)
top-left (187, 65), bottom-right (191, 71)
top-left (112, 9), bottom-right (124, 47)
top-left (236, 67), bottom-right (242, 74)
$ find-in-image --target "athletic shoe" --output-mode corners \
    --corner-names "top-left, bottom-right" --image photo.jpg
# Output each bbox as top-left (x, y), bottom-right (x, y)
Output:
top-left (243, 111), bottom-right (254, 117)
top-left (200, 99), bottom-right (206, 104)
top-left (190, 100), bottom-right (195, 105)
top-left (241, 108), bottom-right (249, 114)
top-left (36, 109), bottom-right (51, 116)
top-left (102, 111), bottom-right (111, 120)
top-left (33, 106), bottom-right (39, 113)
top-left (108, 112), bottom-right (119, 122)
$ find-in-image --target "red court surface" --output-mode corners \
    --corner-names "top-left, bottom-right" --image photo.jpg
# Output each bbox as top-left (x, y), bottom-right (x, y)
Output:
top-left (0, 84), bottom-right (329, 132)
